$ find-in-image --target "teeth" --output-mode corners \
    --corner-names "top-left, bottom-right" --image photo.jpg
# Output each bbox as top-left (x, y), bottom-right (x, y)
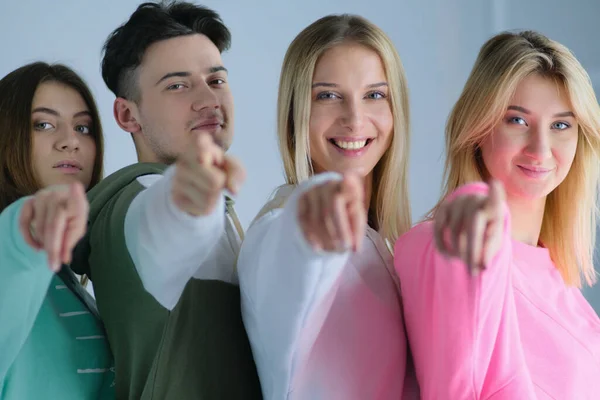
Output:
top-left (332, 139), bottom-right (368, 150)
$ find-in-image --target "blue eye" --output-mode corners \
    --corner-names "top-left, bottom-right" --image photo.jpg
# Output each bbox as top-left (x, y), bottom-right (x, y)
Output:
top-left (508, 116), bottom-right (527, 125)
top-left (316, 92), bottom-right (339, 100)
top-left (366, 91), bottom-right (386, 100)
top-left (552, 121), bottom-right (570, 130)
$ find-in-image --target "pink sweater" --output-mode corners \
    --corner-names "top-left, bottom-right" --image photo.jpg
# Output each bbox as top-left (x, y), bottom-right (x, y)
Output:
top-left (394, 183), bottom-right (600, 399)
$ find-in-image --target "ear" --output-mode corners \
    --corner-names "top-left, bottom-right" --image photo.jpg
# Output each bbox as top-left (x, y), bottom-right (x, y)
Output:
top-left (113, 97), bottom-right (141, 134)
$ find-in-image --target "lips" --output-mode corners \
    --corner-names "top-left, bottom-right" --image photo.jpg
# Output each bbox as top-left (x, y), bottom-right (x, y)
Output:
top-left (191, 118), bottom-right (223, 131)
top-left (517, 164), bottom-right (552, 173)
top-left (53, 160), bottom-right (83, 170)
top-left (517, 164), bottom-right (553, 179)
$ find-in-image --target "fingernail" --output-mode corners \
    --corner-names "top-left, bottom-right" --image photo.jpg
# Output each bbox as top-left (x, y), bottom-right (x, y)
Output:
top-left (231, 179), bottom-right (240, 194)
top-left (344, 241), bottom-right (352, 252)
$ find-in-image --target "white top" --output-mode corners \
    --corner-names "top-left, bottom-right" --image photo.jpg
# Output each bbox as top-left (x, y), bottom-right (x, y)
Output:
top-left (238, 172), bottom-right (414, 400)
top-left (123, 165), bottom-right (241, 310)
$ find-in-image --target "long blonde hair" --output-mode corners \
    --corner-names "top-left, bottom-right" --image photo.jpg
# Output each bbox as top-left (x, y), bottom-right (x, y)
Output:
top-left (261, 14), bottom-right (411, 245)
top-left (433, 30), bottom-right (600, 287)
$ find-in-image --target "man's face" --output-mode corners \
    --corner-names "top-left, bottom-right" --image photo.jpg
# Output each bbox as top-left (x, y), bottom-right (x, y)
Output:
top-left (130, 34), bottom-right (234, 164)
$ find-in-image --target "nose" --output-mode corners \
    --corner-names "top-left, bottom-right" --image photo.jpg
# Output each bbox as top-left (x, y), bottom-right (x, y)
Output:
top-left (191, 81), bottom-right (220, 112)
top-left (54, 127), bottom-right (80, 152)
top-left (339, 97), bottom-right (365, 132)
top-left (522, 124), bottom-right (553, 162)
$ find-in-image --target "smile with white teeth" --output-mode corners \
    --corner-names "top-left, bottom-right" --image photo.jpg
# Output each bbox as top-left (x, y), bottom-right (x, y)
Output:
top-left (331, 139), bottom-right (369, 150)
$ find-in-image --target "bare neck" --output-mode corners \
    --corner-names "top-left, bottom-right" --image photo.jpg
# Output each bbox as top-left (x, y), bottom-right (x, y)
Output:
top-left (133, 135), bottom-right (173, 165)
top-left (363, 172), bottom-right (373, 212)
top-left (507, 195), bottom-right (546, 246)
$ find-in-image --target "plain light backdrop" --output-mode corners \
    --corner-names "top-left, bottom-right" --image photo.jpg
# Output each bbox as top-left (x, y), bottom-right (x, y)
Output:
top-left (1, 0), bottom-right (599, 310)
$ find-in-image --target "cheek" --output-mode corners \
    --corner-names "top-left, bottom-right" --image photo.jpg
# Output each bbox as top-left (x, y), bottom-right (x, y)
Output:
top-left (30, 136), bottom-right (52, 184)
top-left (140, 105), bottom-right (172, 132)
top-left (371, 108), bottom-right (393, 140)
top-left (365, 103), bottom-right (393, 142)
top-left (308, 108), bottom-right (335, 142)
top-left (82, 137), bottom-right (97, 162)
top-left (31, 135), bottom-right (51, 160)
top-left (219, 90), bottom-right (234, 115)
top-left (555, 135), bottom-right (578, 168)
top-left (146, 95), bottom-right (183, 120)
top-left (480, 132), bottom-right (519, 171)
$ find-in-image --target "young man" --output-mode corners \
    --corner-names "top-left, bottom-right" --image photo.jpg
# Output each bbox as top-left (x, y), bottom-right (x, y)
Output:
top-left (72, 2), bottom-right (262, 398)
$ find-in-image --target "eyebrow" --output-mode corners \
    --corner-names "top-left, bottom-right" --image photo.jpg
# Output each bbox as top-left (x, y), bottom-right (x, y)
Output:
top-left (507, 105), bottom-right (575, 118)
top-left (155, 66), bottom-right (229, 85)
top-left (311, 81), bottom-right (388, 89)
top-left (32, 107), bottom-right (91, 118)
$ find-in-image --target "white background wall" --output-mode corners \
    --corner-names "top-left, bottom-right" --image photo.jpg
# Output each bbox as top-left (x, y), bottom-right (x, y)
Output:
top-left (1, 0), bottom-right (599, 310)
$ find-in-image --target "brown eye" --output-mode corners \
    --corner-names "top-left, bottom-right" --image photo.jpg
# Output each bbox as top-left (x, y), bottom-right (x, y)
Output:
top-left (167, 83), bottom-right (186, 90)
top-left (75, 125), bottom-right (91, 135)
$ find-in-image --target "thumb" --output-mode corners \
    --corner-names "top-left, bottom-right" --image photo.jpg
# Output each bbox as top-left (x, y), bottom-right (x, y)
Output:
top-left (341, 169), bottom-right (366, 202)
top-left (485, 179), bottom-right (506, 216)
top-left (193, 131), bottom-right (223, 167)
top-left (222, 155), bottom-right (246, 195)
top-left (67, 182), bottom-right (87, 217)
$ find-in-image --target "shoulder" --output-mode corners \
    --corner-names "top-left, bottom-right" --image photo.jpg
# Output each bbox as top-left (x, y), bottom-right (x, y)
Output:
top-left (394, 221), bottom-right (435, 255)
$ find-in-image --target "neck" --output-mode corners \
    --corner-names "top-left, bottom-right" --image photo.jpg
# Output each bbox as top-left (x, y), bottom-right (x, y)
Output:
top-left (133, 134), bottom-right (172, 165)
top-left (136, 148), bottom-right (159, 164)
top-left (507, 195), bottom-right (546, 246)
top-left (363, 172), bottom-right (373, 213)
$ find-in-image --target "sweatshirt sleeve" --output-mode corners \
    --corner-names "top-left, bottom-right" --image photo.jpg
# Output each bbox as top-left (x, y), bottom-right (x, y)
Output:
top-left (124, 165), bottom-right (227, 310)
top-left (394, 182), bottom-right (537, 399)
top-left (0, 198), bottom-right (54, 381)
top-left (237, 172), bottom-right (350, 396)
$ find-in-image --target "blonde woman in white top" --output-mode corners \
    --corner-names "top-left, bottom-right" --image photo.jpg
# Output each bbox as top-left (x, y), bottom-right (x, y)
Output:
top-left (237, 14), bottom-right (417, 400)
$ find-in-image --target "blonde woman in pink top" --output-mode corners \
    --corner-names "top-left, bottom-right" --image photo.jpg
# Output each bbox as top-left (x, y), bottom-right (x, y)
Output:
top-left (395, 30), bottom-right (600, 399)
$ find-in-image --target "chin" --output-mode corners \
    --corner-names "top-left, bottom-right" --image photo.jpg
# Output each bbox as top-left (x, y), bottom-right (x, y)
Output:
top-left (508, 182), bottom-right (557, 201)
top-left (53, 175), bottom-right (89, 188)
top-left (216, 134), bottom-right (232, 151)
top-left (334, 163), bottom-right (375, 177)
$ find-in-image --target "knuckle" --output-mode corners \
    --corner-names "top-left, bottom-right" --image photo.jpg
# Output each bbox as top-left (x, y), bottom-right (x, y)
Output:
top-left (299, 192), bottom-right (309, 205)
top-left (205, 172), bottom-right (225, 192)
top-left (45, 220), bottom-right (58, 232)
top-left (196, 133), bottom-right (211, 146)
top-left (332, 191), bottom-right (344, 203)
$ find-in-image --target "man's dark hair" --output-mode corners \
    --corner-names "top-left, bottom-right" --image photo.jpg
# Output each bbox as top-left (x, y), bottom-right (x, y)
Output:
top-left (101, 1), bottom-right (231, 102)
